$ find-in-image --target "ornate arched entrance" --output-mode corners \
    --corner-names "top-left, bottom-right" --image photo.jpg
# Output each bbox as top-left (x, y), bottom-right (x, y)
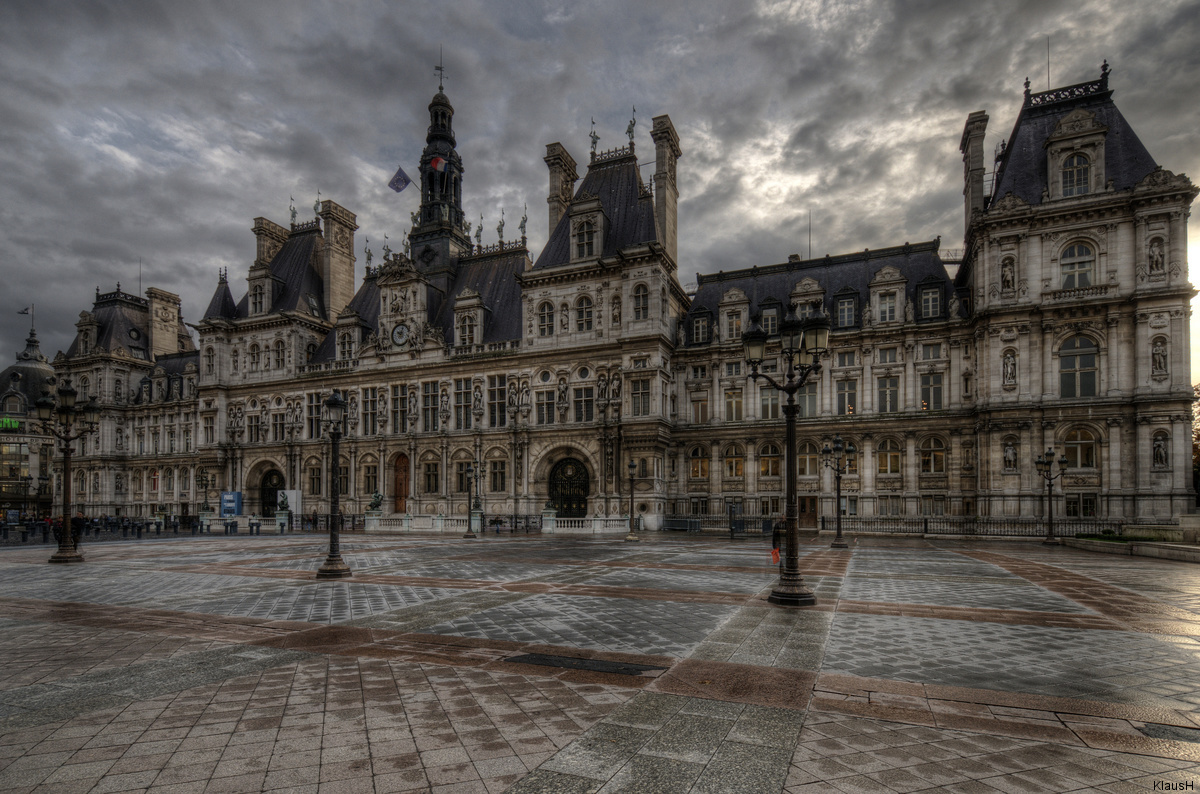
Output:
top-left (548, 458), bottom-right (589, 518)
top-left (259, 469), bottom-right (285, 513)
top-left (393, 454), bottom-right (409, 513)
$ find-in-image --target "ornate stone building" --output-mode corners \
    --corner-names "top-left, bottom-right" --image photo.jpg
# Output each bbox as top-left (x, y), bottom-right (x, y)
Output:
top-left (49, 64), bottom-right (1197, 525)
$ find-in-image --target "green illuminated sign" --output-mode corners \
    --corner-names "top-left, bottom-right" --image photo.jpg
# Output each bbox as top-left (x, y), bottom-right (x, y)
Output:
top-left (0, 417), bottom-right (19, 431)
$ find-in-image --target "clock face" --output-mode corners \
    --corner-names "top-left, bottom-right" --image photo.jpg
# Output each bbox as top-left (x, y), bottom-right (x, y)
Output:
top-left (391, 324), bottom-right (409, 346)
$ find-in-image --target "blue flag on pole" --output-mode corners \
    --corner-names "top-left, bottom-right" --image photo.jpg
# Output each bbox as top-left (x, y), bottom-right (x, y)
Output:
top-left (388, 165), bottom-right (412, 193)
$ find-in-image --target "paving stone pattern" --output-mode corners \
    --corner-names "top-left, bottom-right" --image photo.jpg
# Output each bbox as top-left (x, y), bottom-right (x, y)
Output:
top-left (0, 534), bottom-right (1198, 793)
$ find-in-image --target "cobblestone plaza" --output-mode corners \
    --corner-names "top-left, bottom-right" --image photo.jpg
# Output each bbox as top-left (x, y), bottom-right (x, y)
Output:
top-left (1, 533), bottom-right (1199, 793)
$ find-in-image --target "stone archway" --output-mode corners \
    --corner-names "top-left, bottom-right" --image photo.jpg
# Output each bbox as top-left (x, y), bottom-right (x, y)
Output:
top-left (259, 469), bottom-right (285, 514)
top-left (548, 458), bottom-right (589, 518)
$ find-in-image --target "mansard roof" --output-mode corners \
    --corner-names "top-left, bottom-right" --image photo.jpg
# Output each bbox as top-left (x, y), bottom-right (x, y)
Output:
top-left (990, 71), bottom-right (1158, 208)
top-left (65, 288), bottom-right (152, 360)
top-left (434, 245), bottom-right (528, 342)
top-left (681, 240), bottom-right (952, 345)
top-left (232, 224), bottom-right (327, 321)
top-left (310, 269), bottom-right (380, 363)
top-left (532, 148), bottom-right (658, 270)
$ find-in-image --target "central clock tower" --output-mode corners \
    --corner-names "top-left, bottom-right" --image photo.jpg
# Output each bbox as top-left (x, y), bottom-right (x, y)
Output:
top-left (409, 86), bottom-right (472, 289)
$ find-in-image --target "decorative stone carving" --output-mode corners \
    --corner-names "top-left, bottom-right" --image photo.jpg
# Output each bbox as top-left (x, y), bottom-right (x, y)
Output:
top-left (1153, 435), bottom-right (1169, 468)
top-left (1002, 350), bottom-right (1017, 389)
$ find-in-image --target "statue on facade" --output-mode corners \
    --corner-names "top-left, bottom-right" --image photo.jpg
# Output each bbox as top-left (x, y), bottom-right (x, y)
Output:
top-left (1152, 340), bottom-right (1168, 374)
top-left (368, 491), bottom-right (383, 510)
top-left (278, 492), bottom-right (289, 511)
top-left (590, 117), bottom-right (599, 156)
top-left (1001, 259), bottom-right (1015, 291)
top-left (407, 388), bottom-right (418, 430)
top-left (1003, 442), bottom-right (1017, 471)
top-left (1153, 435), bottom-right (1169, 468)
top-left (904, 300), bottom-right (914, 323)
top-left (1002, 351), bottom-right (1017, 385)
top-left (472, 383), bottom-right (483, 415)
top-left (519, 204), bottom-right (527, 239)
top-left (497, 209), bottom-right (505, 242)
top-left (948, 293), bottom-right (960, 319)
top-left (556, 377), bottom-right (569, 414)
top-left (626, 106), bottom-right (636, 144)
top-left (612, 299), bottom-right (621, 325)
top-left (507, 380), bottom-right (519, 416)
top-left (475, 215), bottom-right (483, 248)
top-left (1149, 238), bottom-right (1165, 274)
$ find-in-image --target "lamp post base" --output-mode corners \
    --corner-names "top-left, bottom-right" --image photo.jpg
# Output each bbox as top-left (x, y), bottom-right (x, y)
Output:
top-left (830, 539), bottom-right (848, 549)
top-left (48, 549), bottom-right (84, 564)
top-left (316, 556), bottom-right (352, 579)
top-left (767, 585), bottom-right (817, 607)
top-left (1042, 538), bottom-right (1061, 546)
top-left (624, 531), bottom-right (640, 542)
top-left (463, 532), bottom-right (477, 539)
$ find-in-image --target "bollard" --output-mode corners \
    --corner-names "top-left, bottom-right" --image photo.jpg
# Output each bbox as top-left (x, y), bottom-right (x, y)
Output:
top-left (21, 529), bottom-right (28, 543)
top-left (137, 524), bottom-right (142, 539)
top-left (42, 526), bottom-right (49, 543)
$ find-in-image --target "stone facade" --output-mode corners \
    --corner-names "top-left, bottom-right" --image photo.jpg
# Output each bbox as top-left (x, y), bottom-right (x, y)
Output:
top-left (50, 65), bottom-right (1197, 524)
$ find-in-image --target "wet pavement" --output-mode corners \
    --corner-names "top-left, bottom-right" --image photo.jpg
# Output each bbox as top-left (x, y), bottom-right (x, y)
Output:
top-left (0, 532), bottom-right (1198, 792)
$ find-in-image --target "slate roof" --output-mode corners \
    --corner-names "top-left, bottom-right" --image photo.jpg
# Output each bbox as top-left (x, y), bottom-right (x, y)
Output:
top-left (65, 290), bottom-right (153, 361)
top-left (0, 329), bottom-right (56, 410)
top-left (310, 270), bottom-right (380, 363)
top-left (230, 226), bottom-right (326, 321)
top-left (433, 248), bottom-right (528, 343)
top-left (990, 77), bottom-right (1158, 207)
top-left (681, 241), bottom-right (953, 347)
top-left (151, 351), bottom-right (199, 376)
top-left (532, 149), bottom-right (658, 270)
top-left (202, 276), bottom-right (237, 320)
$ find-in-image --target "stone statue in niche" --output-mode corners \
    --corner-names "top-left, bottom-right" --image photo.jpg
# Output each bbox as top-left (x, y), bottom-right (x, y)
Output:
top-left (1001, 259), bottom-right (1015, 291)
top-left (560, 304), bottom-right (569, 331)
top-left (1152, 340), bottom-right (1168, 374)
top-left (1153, 435), bottom-right (1169, 468)
top-left (1003, 442), bottom-right (1017, 471)
top-left (556, 377), bottom-right (569, 414)
top-left (472, 384), bottom-right (483, 415)
top-left (1149, 238), bottom-right (1165, 274)
top-left (948, 293), bottom-right (960, 319)
top-left (904, 300), bottom-right (914, 323)
top-left (507, 381), bottom-right (519, 416)
top-left (1002, 351), bottom-right (1016, 386)
top-left (407, 389), bottom-right (418, 431)
top-left (612, 300), bottom-right (621, 325)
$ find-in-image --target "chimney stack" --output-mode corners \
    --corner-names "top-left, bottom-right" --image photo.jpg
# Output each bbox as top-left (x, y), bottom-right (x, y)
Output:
top-left (651, 115), bottom-right (682, 266)
top-left (544, 143), bottom-right (578, 234)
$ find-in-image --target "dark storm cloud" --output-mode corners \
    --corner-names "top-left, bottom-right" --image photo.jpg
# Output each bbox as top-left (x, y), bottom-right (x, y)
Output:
top-left (1, 0), bottom-right (1198, 378)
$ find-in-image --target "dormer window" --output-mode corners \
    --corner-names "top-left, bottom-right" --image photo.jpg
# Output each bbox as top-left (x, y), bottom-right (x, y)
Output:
top-left (338, 333), bottom-right (355, 360)
top-left (457, 313), bottom-right (476, 345)
top-left (1062, 153), bottom-right (1090, 197)
top-left (725, 311), bottom-right (742, 341)
top-left (575, 220), bottom-right (595, 258)
top-left (836, 296), bottom-right (856, 328)
top-left (251, 284), bottom-right (265, 314)
top-left (921, 287), bottom-right (941, 319)
top-left (761, 309), bottom-right (778, 335)
top-left (692, 316), bottom-right (708, 344)
top-left (878, 292), bottom-right (896, 323)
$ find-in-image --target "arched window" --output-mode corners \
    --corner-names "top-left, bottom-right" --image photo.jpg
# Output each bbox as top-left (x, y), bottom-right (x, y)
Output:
top-left (1064, 429), bottom-right (1097, 469)
top-left (1062, 153), bottom-right (1089, 197)
top-left (80, 331), bottom-right (90, 355)
top-left (249, 344), bottom-right (260, 371)
top-left (273, 340), bottom-right (285, 369)
top-left (759, 443), bottom-right (781, 477)
top-left (165, 468), bottom-right (174, 492)
top-left (1060, 243), bottom-right (1094, 289)
top-left (251, 284), bottom-right (264, 314)
top-left (2, 396), bottom-right (19, 413)
top-left (920, 437), bottom-right (946, 473)
top-left (798, 442), bottom-right (820, 476)
top-left (538, 302), bottom-right (555, 337)
top-left (78, 377), bottom-right (89, 400)
top-left (689, 446), bottom-right (709, 478)
top-left (878, 439), bottom-right (902, 474)
top-left (204, 347), bottom-right (215, 374)
top-left (576, 296), bottom-right (593, 332)
top-left (575, 220), bottom-right (595, 258)
top-left (1059, 336), bottom-right (1097, 398)
top-left (723, 444), bottom-right (744, 478)
top-left (458, 314), bottom-right (476, 345)
top-left (306, 342), bottom-right (317, 362)
top-left (633, 284), bottom-right (650, 320)
top-left (150, 469), bottom-right (159, 492)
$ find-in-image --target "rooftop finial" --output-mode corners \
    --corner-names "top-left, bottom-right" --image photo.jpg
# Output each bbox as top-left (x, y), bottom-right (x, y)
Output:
top-left (590, 117), bottom-right (599, 156)
top-left (519, 203), bottom-right (527, 239)
top-left (497, 208), bottom-right (505, 242)
top-left (435, 46), bottom-right (446, 91)
top-left (364, 238), bottom-right (372, 267)
top-left (289, 195), bottom-right (297, 225)
top-left (626, 106), bottom-right (637, 144)
top-left (313, 190), bottom-right (321, 217)
top-left (475, 214), bottom-right (483, 248)
top-left (1100, 59), bottom-right (1110, 88)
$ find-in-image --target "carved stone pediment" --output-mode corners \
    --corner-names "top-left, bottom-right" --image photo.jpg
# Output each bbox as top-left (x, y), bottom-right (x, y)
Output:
top-left (870, 265), bottom-right (904, 284)
top-left (795, 277), bottom-right (821, 293)
top-left (1052, 108), bottom-right (1104, 137)
top-left (720, 287), bottom-right (748, 304)
top-left (991, 192), bottom-right (1029, 213)
top-left (1134, 167), bottom-right (1195, 193)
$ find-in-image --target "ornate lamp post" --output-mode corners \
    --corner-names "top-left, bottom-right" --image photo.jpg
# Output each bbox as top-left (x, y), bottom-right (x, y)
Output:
top-left (822, 436), bottom-right (857, 549)
top-left (1034, 448), bottom-right (1069, 546)
top-left (197, 467), bottom-right (211, 511)
top-left (316, 392), bottom-right (351, 579)
top-left (463, 462), bottom-right (478, 538)
top-left (35, 380), bottom-right (100, 564)
top-left (625, 459), bottom-right (640, 542)
top-left (744, 303), bottom-right (829, 606)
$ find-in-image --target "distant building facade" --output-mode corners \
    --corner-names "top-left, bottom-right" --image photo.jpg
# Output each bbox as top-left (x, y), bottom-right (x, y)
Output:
top-left (49, 65), bottom-right (1196, 524)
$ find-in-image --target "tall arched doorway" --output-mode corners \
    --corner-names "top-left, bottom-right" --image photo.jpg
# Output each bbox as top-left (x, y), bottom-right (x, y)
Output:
top-left (393, 454), bottom-right (409, 513)
top-left (548, 458), bottom-right (589, 518)
top-left (260, 469), bottom-right (285, 514)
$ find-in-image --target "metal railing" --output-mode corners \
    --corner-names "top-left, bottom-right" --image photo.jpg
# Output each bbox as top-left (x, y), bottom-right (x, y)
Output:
top-left (661, 514), bottom-right (1144, 537)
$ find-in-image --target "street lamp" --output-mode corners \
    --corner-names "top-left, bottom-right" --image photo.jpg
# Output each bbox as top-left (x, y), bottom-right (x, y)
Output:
top-left (744, 302), bottom-right (829, 607)
top-left (35, 380), bottom-right (100, 564)
top-left (463, 462), bottom-right (478, 538)
top-left (316, 392), bottom-right (351, 578)
top-left (197, 467), bottom-right (211, 511)
top-left (1034, 448), bottom-right (1070, 546)
top-left (625, 459), bottom-right (639, 542)
top-left (822, 436), bottom-right (857, 549)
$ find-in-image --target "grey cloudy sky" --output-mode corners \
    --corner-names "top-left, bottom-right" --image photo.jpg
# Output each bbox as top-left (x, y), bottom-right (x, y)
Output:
top-left (3, 0), bottom-right (1199, 376)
